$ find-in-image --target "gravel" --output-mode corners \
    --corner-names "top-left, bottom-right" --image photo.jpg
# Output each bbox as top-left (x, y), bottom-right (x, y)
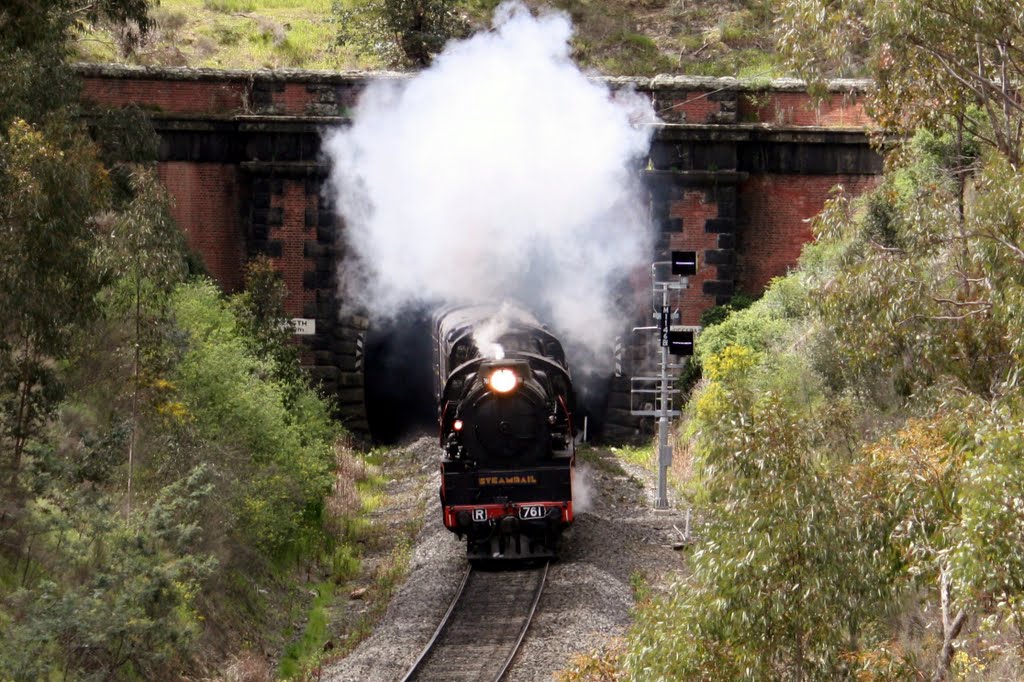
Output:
top-left (324, 439), bottom-right (687, 682)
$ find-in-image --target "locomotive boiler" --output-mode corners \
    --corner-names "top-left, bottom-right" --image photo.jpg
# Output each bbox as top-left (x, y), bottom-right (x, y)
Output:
top-left (433, 303), bottom-right (576, 560)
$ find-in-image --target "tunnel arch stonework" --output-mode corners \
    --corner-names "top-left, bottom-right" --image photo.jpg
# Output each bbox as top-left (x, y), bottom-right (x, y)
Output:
top-left (78, 64), bottom-right (882, 437)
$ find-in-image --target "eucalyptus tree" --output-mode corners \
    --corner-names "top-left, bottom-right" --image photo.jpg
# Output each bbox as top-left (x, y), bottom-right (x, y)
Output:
top-left (776, 0), bottom-right (1024, 164)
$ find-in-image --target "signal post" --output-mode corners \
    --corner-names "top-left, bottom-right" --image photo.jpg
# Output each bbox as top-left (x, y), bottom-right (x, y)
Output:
top-left (631, 251), bottom-right (697, 509)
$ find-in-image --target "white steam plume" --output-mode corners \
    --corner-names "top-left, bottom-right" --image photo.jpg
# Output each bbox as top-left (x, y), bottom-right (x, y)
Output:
top-left (324, 2), bottom-right (655, 365)
top-left (572, 464), bottom-right (597, 514)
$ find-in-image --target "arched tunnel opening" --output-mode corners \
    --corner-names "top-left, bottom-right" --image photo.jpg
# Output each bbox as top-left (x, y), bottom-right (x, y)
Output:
top-left (362, 305), bottom-right (617, 445)
top-left (363, 307), bottom-right (438, 444)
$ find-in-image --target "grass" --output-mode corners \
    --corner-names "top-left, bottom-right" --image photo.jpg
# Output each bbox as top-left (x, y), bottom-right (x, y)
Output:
top-left (274, 443), bottom-right (423, 679)
top-left (71, 0), bottom-right (790, 77)
top-left (612, 443), bottom-right (656, 471)
top-left (75, 0), bottom-right (370, 70)
top-left (278, 580), bottom-right (335, 679)
top-left (577, 444), bottom-right (628, 476)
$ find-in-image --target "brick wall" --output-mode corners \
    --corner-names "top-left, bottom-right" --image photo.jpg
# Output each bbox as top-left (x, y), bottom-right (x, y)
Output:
top-left (652, 91), bottom-right (734, 124)
top-left (667, 190), bottom-right (723, 325)
top-left (738, 91), bottom-right (871, 127)
top-left (737, 174), bottom-right (880, 293)
top-left (272, 181), bottom-right (316, 317)
top-left (157, 162), bottom-right (245, 292)
top-left (82, 78), bottom-right (247, 115)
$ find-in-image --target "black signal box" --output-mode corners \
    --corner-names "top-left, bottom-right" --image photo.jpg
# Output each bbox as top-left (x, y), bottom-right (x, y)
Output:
top-left (668, 330), bottom-right (694, 356)
top-left (671, 251), bottom-right (698, 276)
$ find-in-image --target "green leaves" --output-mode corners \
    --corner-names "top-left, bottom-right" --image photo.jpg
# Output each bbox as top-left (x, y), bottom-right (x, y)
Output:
top-left (776, 0), bottom-right (1024, 163)
top-left (335, 0), bottom-right (469, 67)
top-left (170, 280), bottom-right (338, 559)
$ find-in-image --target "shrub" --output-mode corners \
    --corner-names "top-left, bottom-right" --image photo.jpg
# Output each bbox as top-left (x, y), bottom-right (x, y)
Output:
top-left (169, 279), bottom-right (338, 560)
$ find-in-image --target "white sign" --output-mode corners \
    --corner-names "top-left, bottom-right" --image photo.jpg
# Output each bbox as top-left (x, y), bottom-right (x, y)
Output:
top-left (282, 318), bottom-right (316, 335)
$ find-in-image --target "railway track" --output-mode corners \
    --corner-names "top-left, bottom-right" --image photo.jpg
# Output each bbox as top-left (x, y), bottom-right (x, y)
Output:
top-left (400, 561), bottom-right (549, 682)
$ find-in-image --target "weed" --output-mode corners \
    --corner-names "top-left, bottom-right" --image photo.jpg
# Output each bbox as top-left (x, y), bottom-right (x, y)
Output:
top-left (277, 581), bottom-right (335, 678)
top-left (612, 444), bottom-right (655, 470)
top-left (555, 639), bottom-right (624, 682)
top-left (152, 8), bottom-right (189, 33)
top-left (208, 22), bottom-right (245, 46)
top-left (577, 445), bottom-right (627, 476)
top-left (205, 0), bottom-right (257, 13)
top-left (330, 544), bottom-right (361, 582)
top-left (630, 570), bottom-right (652, 604)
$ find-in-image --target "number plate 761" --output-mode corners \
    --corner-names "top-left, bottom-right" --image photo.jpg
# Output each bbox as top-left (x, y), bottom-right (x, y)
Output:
top-left (518, 505), bottom-right (546, 520)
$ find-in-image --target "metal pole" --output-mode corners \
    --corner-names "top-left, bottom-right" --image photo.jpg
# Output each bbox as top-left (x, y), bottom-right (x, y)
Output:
top-left (656, 283), bottom-right (671, 509)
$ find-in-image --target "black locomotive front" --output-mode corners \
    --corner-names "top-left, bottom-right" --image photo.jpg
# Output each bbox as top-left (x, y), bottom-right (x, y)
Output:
top-left (434, 304), bottom-right (575, 560)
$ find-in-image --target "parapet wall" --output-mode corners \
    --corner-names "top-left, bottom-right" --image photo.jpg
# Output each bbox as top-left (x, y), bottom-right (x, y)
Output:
top-left (79, 63), bottom-right (872, 125)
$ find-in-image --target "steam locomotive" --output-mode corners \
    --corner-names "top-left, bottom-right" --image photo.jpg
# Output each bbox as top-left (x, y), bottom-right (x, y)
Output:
top-left (433, 303), bottom-right (576, 560)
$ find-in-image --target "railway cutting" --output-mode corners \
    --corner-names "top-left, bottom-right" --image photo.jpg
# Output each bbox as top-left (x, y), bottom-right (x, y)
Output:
top-left (401, 562), bottom-right (548, 682)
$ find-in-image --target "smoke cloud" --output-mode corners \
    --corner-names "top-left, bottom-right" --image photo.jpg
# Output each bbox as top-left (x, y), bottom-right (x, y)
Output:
top-left (572, 464), bottom-right (597, 514)
top-left (323, 1), bottom-right (655, 366)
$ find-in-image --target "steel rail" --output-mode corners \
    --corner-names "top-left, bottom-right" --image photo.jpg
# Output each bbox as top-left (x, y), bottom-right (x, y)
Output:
top-left (493, 560), bottom-right (549, 681)
top-left (399, 565), bottom-right (473, 682)
top-left (399, 561), bottom-right (549, 682)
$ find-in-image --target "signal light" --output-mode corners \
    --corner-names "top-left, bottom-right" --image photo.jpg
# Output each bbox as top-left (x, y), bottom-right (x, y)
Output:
top-left (671, 250), bottom-right (697, 276)
top-left (488, 368), bottom-right (518, 394)
top-left (668, 330), bottom-right (695, 356)
top-left (453, 419), bottom-right (464, 431)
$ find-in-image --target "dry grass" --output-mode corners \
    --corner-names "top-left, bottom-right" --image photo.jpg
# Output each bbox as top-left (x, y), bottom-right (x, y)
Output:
top-left (327, 440), bottom-right (368, 514)
top-left (555, 638), bottom-right (625, 682)
top-left (223, 650), bottom-right (273, 682)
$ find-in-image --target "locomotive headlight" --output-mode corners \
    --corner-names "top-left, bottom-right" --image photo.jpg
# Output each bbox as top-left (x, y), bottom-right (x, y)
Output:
top-left (488, 368), bottom-right (518, 394)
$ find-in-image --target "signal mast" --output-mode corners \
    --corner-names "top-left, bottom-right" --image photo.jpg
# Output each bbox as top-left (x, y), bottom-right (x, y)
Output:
top-left (631, 251), bottom-right (698, 509)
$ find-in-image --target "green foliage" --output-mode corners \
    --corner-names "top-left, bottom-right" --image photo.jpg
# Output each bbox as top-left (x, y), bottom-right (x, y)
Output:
top-left (628, 362), bottom-right (896, 680)
top-left (698, 292), bottom-right (758, 328)
top-left (776, 0), bottom-right (1024, 163)
top-left (955, 397), bottom-right (1024, 634)
top-left (0, 3), bottom-right (356, 679)
top-left (694, 299), bottom-right (789, 368)
top-left (1, 465), bottom-right (215, 680)
top-left (625, 120), bottom-right (1024, 677)
top-left (0, 0), bottom-right (151, 126)
top-left (278, 581), bottom-right (335, 678)
top-left (232, 255), bottom-right (303, 392)
top-left (170, 280), bottom-right (338, 559)
top-left (0, 120), bottom-right (112, 484)
top-left (336, 0), bottom-right (469, 67)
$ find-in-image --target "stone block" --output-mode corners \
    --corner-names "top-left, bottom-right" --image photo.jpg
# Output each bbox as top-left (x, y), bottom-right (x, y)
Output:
top-left (336, 388), bottom-right (365, 403)
top-left (337, 372), bottom-right (364, 387)
top-left (703, 279), bottom-right (735, 296)
top-left (303, 270), bottom-right (331, 289)
top-left (331, 339), bottom-right (360, 355)
top-left (316, 225), bottom-right (336, 242)
top-left (705, 217), bottom-right (735, 233)
top-left (715, 264), bottom-right (738, 280)
top-left (663, 217), bottom-right (683, 233)
top-left (267, 207), bottom-right (283, 227)
top-left (703, 248), bottom-right (735, 265)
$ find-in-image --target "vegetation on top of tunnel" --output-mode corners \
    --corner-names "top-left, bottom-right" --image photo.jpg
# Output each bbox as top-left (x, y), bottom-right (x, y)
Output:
top-left (71, 0), bottom-right (797, 78)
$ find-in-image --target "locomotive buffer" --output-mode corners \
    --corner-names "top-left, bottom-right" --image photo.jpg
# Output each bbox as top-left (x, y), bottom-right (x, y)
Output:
top-left (631, 251), bottom-right (698, 509)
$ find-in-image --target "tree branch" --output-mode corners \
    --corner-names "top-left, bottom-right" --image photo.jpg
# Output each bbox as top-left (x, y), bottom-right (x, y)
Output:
top-left (932, 566), bottom-right (968, 682)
